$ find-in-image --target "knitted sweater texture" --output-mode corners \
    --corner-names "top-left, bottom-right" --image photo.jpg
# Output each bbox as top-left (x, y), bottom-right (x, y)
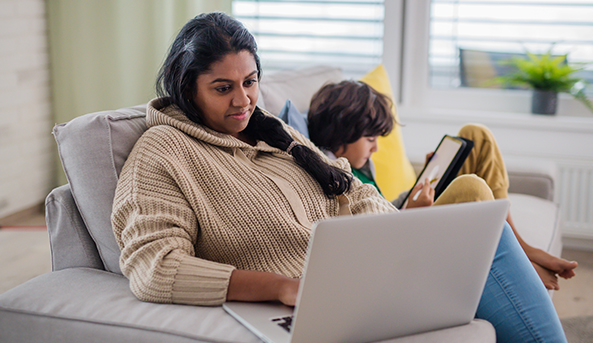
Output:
top-left (111, 98), bottom-right (396, 306)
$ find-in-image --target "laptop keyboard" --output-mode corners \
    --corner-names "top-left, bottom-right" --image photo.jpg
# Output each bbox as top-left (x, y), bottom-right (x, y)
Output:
top-left (271, 315), bottom-right (293, 332)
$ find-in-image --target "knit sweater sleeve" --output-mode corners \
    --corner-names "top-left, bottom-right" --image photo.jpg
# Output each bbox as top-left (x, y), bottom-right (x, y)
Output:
top-left (111, 133), bottom-right (235, 306)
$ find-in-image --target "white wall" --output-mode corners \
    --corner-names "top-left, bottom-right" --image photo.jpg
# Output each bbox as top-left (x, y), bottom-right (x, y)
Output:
top-left (0, 0), bottom-right (54, 218)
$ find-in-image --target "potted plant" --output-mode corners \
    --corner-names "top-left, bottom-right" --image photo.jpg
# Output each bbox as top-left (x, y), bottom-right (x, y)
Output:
top-left (494, 48), bottom-right (593, 115)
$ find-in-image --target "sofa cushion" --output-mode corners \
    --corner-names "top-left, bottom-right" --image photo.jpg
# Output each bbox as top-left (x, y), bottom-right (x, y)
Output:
top-left (0, 268), bottom-right (260, 343)
top-left (258, 65), bottom-right (343, 115)
top-left (508, 193), bottom-right (562, 257)
top-left (0, 268), bottom-right (495, 343)
top-left (360, 65), bottom-right (417, 202)
top-left (53, 105), bottom-right (148, 273)
top-left (277, 99), bottom-right (309, 138)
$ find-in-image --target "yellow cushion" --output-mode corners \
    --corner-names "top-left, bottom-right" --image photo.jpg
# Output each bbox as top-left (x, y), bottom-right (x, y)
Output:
top-left (360, 64), bottom-right (416, 201)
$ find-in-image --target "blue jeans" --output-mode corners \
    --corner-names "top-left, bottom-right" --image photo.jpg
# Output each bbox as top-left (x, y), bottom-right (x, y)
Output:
top-left (476, 223), bottom-right (567, 343)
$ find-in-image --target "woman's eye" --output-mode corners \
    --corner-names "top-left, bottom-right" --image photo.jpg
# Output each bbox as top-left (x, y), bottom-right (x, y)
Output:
top-left (244, 79), bottom-right (257, 87)
top-left (216, 85), bottom-right (231, 93)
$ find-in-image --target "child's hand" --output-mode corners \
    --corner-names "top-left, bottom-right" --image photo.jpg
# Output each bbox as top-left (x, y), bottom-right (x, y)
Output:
top-left (405, 177), bottom-right (434, 209)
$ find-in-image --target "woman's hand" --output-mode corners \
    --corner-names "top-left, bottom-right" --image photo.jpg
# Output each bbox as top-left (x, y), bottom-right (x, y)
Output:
top-left (405, 177), bottom-right (434, 209)
top-left (277, 277), bottom-right (300, 306)
top-left (227, 269), bottom-right (300, 306)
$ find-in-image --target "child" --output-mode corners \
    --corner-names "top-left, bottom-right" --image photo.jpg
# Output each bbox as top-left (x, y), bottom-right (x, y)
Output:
top-left (307, 80), bottom-right (578, 290)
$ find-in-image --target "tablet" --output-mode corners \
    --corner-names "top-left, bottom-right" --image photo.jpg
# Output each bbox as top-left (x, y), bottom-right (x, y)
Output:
top-left (400, 135), bottom-right (473, 208)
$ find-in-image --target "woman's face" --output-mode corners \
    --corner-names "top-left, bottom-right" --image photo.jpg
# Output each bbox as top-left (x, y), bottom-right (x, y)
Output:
top-left (193, 50), bottom-right (259, 140)
top-left (334, 136), bottom-right (379, 169)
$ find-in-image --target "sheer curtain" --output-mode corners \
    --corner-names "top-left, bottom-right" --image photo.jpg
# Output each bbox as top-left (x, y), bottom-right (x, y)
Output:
top-left (47, 0), bottom-right (231, 185)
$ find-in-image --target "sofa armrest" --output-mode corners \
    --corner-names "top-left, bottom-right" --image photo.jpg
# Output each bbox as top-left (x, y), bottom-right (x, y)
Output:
top-left (45, 184), bottom-right (105, 271)
top-left (505, 158), bottom-right (556, 202)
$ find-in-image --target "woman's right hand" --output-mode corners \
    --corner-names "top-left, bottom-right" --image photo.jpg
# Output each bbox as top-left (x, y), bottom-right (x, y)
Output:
top-left (277, 277), bottom-right (300, 306)
top-left (227, 269), bottom-right (300, 306)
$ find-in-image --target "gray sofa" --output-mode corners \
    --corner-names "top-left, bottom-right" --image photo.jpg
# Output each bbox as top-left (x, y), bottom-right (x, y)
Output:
top-left (0, 66), bottom-right (560, 342)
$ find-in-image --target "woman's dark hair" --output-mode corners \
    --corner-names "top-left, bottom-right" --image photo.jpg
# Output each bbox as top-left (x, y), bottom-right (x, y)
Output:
top-left (307, 80), bottom-right (395, 153)
top-left (156, 12), bottom-right (351, 197)
top-left (244, 109), bottom-right (352, 197)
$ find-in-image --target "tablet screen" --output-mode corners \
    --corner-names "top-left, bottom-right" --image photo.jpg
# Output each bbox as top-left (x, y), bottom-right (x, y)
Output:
top-left (416, 136), bottom-right (464, 189)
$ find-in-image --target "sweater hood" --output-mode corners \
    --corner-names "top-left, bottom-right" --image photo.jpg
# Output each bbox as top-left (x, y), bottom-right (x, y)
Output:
top-left (146, 97), bottom-right (281, 153)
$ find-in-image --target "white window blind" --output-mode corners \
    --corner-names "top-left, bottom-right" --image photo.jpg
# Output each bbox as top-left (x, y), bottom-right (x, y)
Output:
top-left (429, 0), bottom-right (593, 93)
top-left (232, 0), bottom-right (384, 79)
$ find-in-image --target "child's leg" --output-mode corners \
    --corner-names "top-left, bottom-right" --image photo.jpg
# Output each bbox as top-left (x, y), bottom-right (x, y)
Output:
top-left (476, 222), bottom-right (567, 343)
top-left (456, 124), bottom-right (509, 199)
top-left (434, 174), bottom-right (494, 205)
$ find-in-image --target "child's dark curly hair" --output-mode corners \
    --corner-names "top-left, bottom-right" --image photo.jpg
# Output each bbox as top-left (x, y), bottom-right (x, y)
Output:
top-left (307, 80), bottom-right (395, 154)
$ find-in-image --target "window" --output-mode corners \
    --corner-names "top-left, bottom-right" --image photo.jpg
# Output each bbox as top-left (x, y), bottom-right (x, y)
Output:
top-left (429, 0), bottom-right (593, 91)
top-left (396, 0), bottom-right (593, 116)
top-left (232, 0), bottom-right (385, 79)
top-left (233, 1), bottom-right (593, 116)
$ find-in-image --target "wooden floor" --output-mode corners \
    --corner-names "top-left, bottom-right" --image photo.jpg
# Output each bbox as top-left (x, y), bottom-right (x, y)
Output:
top-left (552, 248), bottom-right (593, 319)
top-left (0, 230), bottom-right (52, 293)
top-left (1, 210), bottom-right (592, 320)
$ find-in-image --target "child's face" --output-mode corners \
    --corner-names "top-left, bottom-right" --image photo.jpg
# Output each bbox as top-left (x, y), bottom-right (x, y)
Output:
top-left (334, 136), bottom-right (379, 169)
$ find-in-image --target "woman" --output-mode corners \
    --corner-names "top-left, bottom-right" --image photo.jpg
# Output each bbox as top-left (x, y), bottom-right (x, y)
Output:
top-left (112, 12), bottom-right (567, 342)
top-left (307, 80), bottom-right (577, 291)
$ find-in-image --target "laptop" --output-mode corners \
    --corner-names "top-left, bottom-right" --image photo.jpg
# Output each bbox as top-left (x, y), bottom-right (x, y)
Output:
top-left (223, 199), bottom-right (510, 343)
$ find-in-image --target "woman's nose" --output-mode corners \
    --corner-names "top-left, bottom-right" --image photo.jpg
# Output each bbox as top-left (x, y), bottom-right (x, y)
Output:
top-left (232, 87), bottom-right (251, 107)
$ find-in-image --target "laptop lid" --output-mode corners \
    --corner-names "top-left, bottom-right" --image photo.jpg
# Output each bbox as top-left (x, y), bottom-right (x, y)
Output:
top-left (224, 199), bottom-right (509, 343)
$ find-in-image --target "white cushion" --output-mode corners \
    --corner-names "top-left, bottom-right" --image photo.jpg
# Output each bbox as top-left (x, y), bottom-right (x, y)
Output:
top-left (508, 193), bottom-right (561, 257)
top-left (258, 65), bottom-right (343, 115)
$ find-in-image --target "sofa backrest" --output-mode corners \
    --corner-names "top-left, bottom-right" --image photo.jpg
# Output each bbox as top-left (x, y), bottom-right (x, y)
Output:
top-left (256, 65), bottom-right (343, 115)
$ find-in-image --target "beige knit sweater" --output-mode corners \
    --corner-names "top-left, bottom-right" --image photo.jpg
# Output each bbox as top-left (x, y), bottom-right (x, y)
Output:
top-left (111, 98), bottom-right (397, 306)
